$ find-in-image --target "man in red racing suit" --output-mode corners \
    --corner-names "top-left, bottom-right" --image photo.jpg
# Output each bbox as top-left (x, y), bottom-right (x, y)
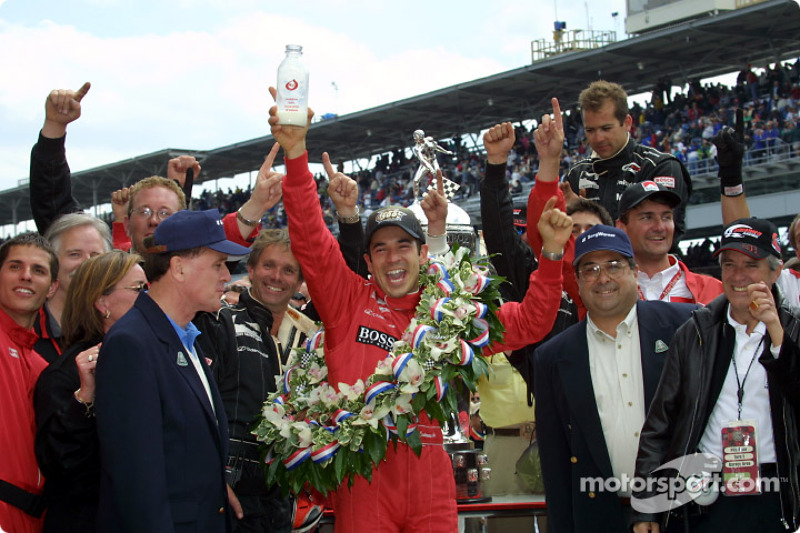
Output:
top-left (272, 101), bottom-right (571, 532)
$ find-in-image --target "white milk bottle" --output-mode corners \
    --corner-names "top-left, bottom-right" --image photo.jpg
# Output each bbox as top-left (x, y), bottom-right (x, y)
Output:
top-left (276, 44), bottom-right (309, 126)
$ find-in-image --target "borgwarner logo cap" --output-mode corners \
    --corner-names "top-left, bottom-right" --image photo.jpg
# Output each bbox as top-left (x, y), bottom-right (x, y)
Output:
top-left (574, 224), bottom-right (635, 265)
top-left (714, 217), bottom-right (781, 259)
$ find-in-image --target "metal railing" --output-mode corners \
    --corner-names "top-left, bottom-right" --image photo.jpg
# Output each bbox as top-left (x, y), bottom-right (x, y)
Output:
top-left (531, 30), bottom-right (617, 62)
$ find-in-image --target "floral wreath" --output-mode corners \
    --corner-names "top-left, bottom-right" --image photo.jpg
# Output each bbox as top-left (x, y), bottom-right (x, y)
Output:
top-left (253, 245), bottom-right (504, 495)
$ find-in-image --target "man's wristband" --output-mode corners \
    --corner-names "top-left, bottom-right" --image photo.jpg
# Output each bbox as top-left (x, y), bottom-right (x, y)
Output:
top-left (541, 250), bottom-right (564, 261)
top-left (337, 207), bottom-right (361, 224)
top-left (236, 208), bottom-right (260, 227)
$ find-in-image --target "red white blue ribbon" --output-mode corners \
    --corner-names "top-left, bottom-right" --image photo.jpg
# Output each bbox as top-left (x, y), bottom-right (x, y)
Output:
top-left (311, 441), bottom-right (340, 463)
top-left (472, 301), bottom-right (488, 319)
top-left (427, 260), bottom-right (447, 278)
top-left (283, 366), bottom-right (296, 394)
top-left (283, 447), bottom-right (311, 470)
top-left (434, 375), bottom-right (448, 401)
top-left (383, 414), bottom-right (398, 436)
top-left (430, 297), bottom-right (451, 321)
top-left (458, 339), bottom-right (474, 366)
top-left (468, 318), bottom-right (490, 348)
top-left (412, 324), bottom-right (435, 348)
top-left (305, 330), bottom-right (324, 352)
top-left (333, 409), bottom-right (354, 425)
top-left (437, 278), bottom-right (455, 294)
top-left (392, 352), bottom-right (414, 380)
top-left (467, 274), bottom-right (491, 295)
top-left (364, 381), bottom-right (395, 404)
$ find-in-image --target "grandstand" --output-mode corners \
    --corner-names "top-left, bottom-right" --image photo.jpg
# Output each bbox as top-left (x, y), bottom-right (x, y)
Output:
top-left (5, 0), bottom-right (800, 242)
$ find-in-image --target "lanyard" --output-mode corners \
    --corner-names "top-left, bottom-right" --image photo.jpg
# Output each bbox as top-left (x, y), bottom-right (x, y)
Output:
top-left (731, 336), bottom-right (765, 420)
top-left (638, 269), bottom-right (683, 302)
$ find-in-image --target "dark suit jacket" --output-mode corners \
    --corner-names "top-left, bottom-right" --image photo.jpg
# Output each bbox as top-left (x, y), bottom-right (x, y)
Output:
top-left (95, 293), bottom-right (230, 533)
top-left (533, 300), bottom-right (696, 533)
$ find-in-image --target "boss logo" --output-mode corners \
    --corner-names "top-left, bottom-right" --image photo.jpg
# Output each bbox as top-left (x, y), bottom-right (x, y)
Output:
top-left (356, 326), bottom-right (397, 352)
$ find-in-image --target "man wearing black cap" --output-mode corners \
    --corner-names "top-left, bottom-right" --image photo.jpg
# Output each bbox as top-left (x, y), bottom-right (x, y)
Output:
top-left (270, 94), bottom-right (571, 532)
top-left (617, 181), bottom-right (722, 305)
top-left (533, 225), bottom-right (696, 533)
top-left (632, 217), bottom-right (800, 532)
top-left (95, 209), bottom-right (251, 533)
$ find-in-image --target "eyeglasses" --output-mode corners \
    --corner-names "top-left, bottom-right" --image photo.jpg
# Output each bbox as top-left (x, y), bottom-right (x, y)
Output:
top-left (131, 207), bottom-right (174, 221)
top-left (577, 260), bottom-right (630, 282)
top-left (105, 282), bottom-right (148, 294)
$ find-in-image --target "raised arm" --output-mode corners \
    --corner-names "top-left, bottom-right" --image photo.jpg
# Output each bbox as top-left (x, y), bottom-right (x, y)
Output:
top-left (480, 122), bottom-right (536, 299)
top-left (324, 151), bottom-right (368, 277)
top-left (713, 108), bottom-right (750, 225)
top-left (31, 82), bottom-right (91, 234)
top-left (420, 170), bottom-right (448, 255)
top-left (229, 143), bottom-right (284, 241)
top-left (493, 197), bottom-right (571, 352)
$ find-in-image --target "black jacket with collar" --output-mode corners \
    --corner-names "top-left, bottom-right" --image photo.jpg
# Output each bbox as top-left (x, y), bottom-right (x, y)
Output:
top-left (566, 137), bottom-right (692, 243)
top-left (632, 289), bottom-right (800, 530)
top-left (194, 290), bottom-right (281, 443)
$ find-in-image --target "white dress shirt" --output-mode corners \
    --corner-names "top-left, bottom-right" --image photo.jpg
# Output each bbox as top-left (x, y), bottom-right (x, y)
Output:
top-left (699, 307), bottom-right (778, 463)
top-left (586, 305), bottom-right (645, 496)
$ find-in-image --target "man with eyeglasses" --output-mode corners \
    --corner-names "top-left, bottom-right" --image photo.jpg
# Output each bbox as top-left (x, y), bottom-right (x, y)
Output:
top-left (532, 224), bottom-right (697, 533)
top-left (30, 82), bottom-right (264, 259)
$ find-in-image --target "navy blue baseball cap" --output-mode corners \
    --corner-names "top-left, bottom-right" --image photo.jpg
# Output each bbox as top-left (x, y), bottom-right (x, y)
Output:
top-left (146, 209), bottom-right (251, 258)
top-left (574, 224), bottom-right (634, 265)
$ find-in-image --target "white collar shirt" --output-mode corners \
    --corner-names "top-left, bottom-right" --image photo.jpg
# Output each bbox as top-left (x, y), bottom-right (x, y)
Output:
top-left (698, 307), bottom-right (777, 463)
top-left (586, 305), bottom-right (644, 496)
top-left (637, 255), bottom-right (693, 302)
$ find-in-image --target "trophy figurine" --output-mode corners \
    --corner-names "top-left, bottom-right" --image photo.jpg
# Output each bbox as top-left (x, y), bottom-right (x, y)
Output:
top-left (406, 130), bottom-right (475, 252)
top-left (411, 129), bottom-right (459, 200)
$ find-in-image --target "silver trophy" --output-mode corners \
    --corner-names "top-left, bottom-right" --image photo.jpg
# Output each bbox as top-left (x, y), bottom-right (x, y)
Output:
top-left (411, 129), bottom-right (459, 200)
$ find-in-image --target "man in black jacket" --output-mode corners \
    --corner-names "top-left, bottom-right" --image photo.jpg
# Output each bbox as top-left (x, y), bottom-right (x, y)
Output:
top-left (195, 229), bottom-right (315, 533)
top-left (566, 81), bottom-right (692, 244)
top-left (632, 218), bottom-right (800, 533)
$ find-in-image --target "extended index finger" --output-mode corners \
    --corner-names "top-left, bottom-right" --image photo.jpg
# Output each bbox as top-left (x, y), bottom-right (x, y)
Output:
top-left (543, 195), bottom-right (558, 213)
top-left (552, 98), bottom-right (563, 131)
top-left (263, 143), bottom-right (280, 171)
top-left (436, 169), bottom-right (445, 196)
top-left (75, 81), bottom-right (91, 102)
top-left (322, 152), bottom-right (336, 179)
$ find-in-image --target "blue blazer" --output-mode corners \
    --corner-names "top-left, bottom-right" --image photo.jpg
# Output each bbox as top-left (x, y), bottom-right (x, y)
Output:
top-left (95, 293), bottom-right (231, 533)
top-left (533, 300), bottom-right (696, 533)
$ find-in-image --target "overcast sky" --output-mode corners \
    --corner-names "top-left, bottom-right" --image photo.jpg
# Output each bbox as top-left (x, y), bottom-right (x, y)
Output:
top-left (0, 0), bottom-right (628, 193)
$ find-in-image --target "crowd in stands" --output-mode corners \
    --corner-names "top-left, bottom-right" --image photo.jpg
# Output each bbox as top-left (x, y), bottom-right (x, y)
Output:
top-left (7, 58), bottom-right (800, 533)
top-left (177, 58), bottom-right (800, 273)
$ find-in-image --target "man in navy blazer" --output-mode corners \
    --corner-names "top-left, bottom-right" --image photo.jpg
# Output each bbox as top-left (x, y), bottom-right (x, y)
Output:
top-left (95, 209), bottom-right (250, 533)
top-left (533, 225), bottom-right (696, 533)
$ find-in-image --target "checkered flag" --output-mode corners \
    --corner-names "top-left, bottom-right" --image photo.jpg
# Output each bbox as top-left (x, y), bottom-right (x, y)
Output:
top-left (427, 177), bottom-right (460, 200)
